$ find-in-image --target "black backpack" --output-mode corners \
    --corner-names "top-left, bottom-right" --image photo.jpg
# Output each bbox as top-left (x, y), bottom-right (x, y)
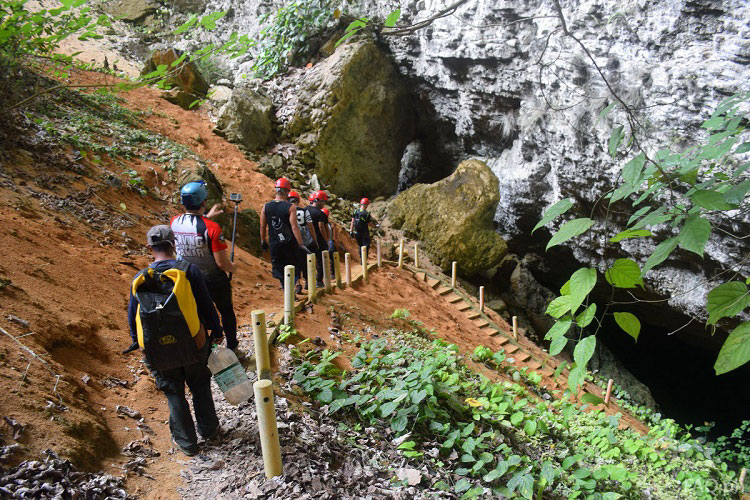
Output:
top-left (353, 210), bottom-right (370, 232)
top-left (133, 261), bottom-right (200, 371)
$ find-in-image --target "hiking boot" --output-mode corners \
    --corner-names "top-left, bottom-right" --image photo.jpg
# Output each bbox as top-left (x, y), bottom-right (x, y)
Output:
top-left (202, 426), bottom-right (222, 442)
top-left (172, 438), bottom-right (198, 457)
top-left (316, 281), bottom-right (324, 288)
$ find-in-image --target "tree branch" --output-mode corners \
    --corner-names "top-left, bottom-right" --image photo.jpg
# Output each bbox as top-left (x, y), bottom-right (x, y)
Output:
top-left (382, 0), bottom-right (471, 36)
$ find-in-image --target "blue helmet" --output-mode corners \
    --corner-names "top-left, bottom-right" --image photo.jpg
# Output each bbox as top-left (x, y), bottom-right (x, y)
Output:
top-left (180, 181), bottom-right (208, 209)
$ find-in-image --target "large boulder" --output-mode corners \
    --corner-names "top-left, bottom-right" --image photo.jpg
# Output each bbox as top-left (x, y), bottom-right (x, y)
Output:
top-left (104, 0), bottom-right (157, 22)
top-left (175, 162), bottom-right (261, 256)
top-left (142, 49), bottom-right (209, 110)
top-left (389, 159), bottom-right (508, 274)
top-left (214, 86), bottom-right (274, 151)
top-left (284, 40), bottom-right (415, 198)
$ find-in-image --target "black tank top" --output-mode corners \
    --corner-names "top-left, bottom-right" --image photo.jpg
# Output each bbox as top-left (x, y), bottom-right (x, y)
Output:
top-left (264, 200), bottom-right (294, 245)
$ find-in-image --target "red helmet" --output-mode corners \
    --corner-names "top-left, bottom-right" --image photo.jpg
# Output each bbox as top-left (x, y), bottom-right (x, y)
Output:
top-left (360, 197), bottom-right (370, 206)
top-left (288, 190), bottom-right (300, 201)
top-left (315, 190), bottom-right (329, 201)
top-left (275, 177), bottom-right (291, 190)
top-left (322, 208), bottom-right (330, 216)
top-left (308, 193), bottom-right (315, 202)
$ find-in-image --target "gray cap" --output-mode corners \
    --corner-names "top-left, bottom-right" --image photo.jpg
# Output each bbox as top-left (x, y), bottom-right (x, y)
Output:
top-left (146, 225), bottom-right (175, 247)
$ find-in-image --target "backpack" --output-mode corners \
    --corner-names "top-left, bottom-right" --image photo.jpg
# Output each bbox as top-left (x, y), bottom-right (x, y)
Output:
top-left (132, 261), bottom-right (204, 371)
top-left (353, 210), bottom-right (370, 232)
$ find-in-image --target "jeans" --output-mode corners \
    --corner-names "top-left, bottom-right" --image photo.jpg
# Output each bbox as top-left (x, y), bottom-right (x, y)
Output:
top-left (152, 345), bottom-right (219, 452)
top-left (204, 270), bottom-right (238, 350)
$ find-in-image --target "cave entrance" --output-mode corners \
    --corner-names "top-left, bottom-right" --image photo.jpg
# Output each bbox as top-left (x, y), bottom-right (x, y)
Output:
top-left (597, 317), bottom-right (750, 439)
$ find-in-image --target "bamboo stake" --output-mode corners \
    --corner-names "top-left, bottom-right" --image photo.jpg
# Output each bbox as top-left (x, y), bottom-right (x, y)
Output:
top-left (283, 265), bottom-right (294, 327)
top-left (344, 252), bottom-right (351, 286)
top-left (451, 261), bottom-right (457, 288)
top-left (251, 310), bottom-right (272, 381)
top-left (512, 316), bottom-right (518, 341)
top-left (376, 240), bottom-right (382, 268)
top-left (479, 286), bottom-right (485, 313)
top-left (605, 379), bottom-right (614, 405)
top-left (739, 468), bottom-right (747, 491)
top-left (306, 253), bottom-right (317, 303)
top-left (414, 242), bottom-right (419, 268)
top-left (253, 379), bottom-right (283, 478)
top-left (397, 239), bottom-right (404, 269)
top-left (333, 251), bottom-right (342, 289)
top-left (361, 246), bottom-right (368, 284)
top-left (322, 250), bottom-right (332, 294)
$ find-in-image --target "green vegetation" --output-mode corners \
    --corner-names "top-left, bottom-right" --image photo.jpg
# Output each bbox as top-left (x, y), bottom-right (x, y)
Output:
top-left (715, 420), bottom-right (750, 471)
top-left (294, 329), bottom-right (739, 498)
top-left (534, 92), bottom-right (750, 390)
top-left (253, 0), bottom-right (335, 79)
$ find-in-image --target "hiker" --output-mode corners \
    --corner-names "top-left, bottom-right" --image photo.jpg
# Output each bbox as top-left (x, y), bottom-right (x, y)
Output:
top-left (322, 207), bottom-right (337, 276)
top-left (126, 225), bottom-right (221, 457)
top-left (306, 190), bottom-right (332, 288)
top-left (350, 197), bottom-right (377, 257)
top-left (289, 190), bottom-right (316, 292)
top-left (171, 181), bottom-right (241, 356)
top-left (260, 178), bottom-right (308, 290)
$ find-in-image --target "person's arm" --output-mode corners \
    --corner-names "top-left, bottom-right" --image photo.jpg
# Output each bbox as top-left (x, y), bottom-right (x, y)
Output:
top-left (206, 203), bottom-right (224, 219)
top-left (260, 205), bottom-right (268, 250)
top-left (214, 248), bottom-right (236, 273)
top-left (289, 204), bottom-right (304, 247)
top-left (349, 217), bottom-right (355, 234)
top-left (318, 220), bottom-right (329, 242)
top-left (187, 264), bottom-right (221, 332)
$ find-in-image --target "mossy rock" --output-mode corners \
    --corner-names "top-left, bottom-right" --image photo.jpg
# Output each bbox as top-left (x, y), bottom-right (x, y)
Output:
top-left (389, 159), bottom-right (508, 275)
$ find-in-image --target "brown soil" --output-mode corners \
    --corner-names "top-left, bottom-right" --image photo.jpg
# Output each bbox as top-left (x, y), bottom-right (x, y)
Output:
top-left (0, 67), bottom-right (647, 498)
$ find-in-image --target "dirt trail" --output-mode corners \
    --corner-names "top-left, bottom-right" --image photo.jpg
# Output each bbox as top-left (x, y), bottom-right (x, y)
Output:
top-left (0, 68), bottom-right (647, 497)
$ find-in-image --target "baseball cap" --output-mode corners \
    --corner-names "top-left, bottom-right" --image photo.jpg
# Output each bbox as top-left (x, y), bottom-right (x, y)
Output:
top-left (146, 225), bottom-right (175, 247)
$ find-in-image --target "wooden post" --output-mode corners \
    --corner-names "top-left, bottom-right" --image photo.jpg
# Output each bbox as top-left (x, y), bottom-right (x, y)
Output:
top-left (306, 253), bottom-right (316, 303)
top-left (397, 239), bottom-right (404, 269)
top-left (479, 286), bottom-right (485, 313)
top-left (322, 250), bottom-right (332, 294)
top-left (414, 242), bottom-right (419, 268)
top-left (739, 468), bottom-right (747, 491)
top-left (605, 379), bottom-right (614, 405)
top-left (333, 251), bottom-right (342, 289)
top-left (344, 252), bottom-right (351, 287)
top-left (361, 246), bottom-right (368, 284)
top-left (283, 265), bottom-right (294, 327)
top-left (451, 261), bottom-right (457, 288)
top-left (251, 310), bottom-right (271, 381)
top-left (512, 316), bottom-right (518, 341)
top-left (376, 240), bottom-right (382, 268)
top-left (253, 379), bottom-right (282, 478)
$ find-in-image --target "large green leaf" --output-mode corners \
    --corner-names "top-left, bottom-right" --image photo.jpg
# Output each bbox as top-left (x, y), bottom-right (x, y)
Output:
top-left (609, 125), bottom-right (625, 157)
top-left (605, 259), bottom-right (644, 289)
top-left (678, 216), bottom-right (711, 256)
top-left (384, 9), bottom-right (401, 27)
top-left (567, 366), bottom-right (585, 392)
top-left (546, 218), bottom-right (594, 250)
top-left (532, 198), bottom-right (574, 234)
top-left (691, 190), bottom-right (736, 211)
top-left (569, 268), bottom-right (597, 315)
top-left (581, 393), bottom-right (604, 405)
top-left (573, 335), bottom-right (596, 368)
top-left (545, 317), bottom-right (572, 340)
top-left (622, 153), bottom-right (646, 185)
top-left (546, 296), bottom-right (571, 318)
top-left (706, 281), bottom-right (750, 324)
top-left (549, 335), bottom-right (568, 356)
top-left (714, 322), bottom-right (750, 375)
top-left (576, 303), bottom-right (597, 328)
top-left (642, 237), bottom-right (678, 275)
top-left (610, 229), bottom-right (653, 243)
top-left (614, 312), bottom-right (640, 341)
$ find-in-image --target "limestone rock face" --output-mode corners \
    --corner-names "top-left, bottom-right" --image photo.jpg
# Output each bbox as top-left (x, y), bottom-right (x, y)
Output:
top-left (104, 0), bottom-right (157, 22)
top-left (389, 159), bottom-right (507, 274)
top-left (284, 41), bottom-right (415, 198)
top-left (142, 48), bottom-right (209, 110)
top-left (214, 86), bottom-right (274, 151)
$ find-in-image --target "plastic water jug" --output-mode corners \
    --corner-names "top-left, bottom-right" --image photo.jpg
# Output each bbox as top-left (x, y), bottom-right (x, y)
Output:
top-left (207, 345), bottom-right (253, 405)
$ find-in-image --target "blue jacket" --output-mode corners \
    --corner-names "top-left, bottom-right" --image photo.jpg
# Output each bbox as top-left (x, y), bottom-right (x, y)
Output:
top-left (127, 259), bottom-right (221, 343)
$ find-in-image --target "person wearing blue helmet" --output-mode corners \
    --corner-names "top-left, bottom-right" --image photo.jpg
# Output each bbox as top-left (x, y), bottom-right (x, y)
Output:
top-left (171, 181), bottom-right (242, 357)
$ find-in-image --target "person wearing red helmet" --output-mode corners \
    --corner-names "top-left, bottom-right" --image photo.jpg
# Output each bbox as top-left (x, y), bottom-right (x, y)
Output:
top-left (260, 178), bottom-right (309, 290)
top-left (350, 197), bottom-right (377, 257)
top-left (307, 190), bottom-right (331, 288)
